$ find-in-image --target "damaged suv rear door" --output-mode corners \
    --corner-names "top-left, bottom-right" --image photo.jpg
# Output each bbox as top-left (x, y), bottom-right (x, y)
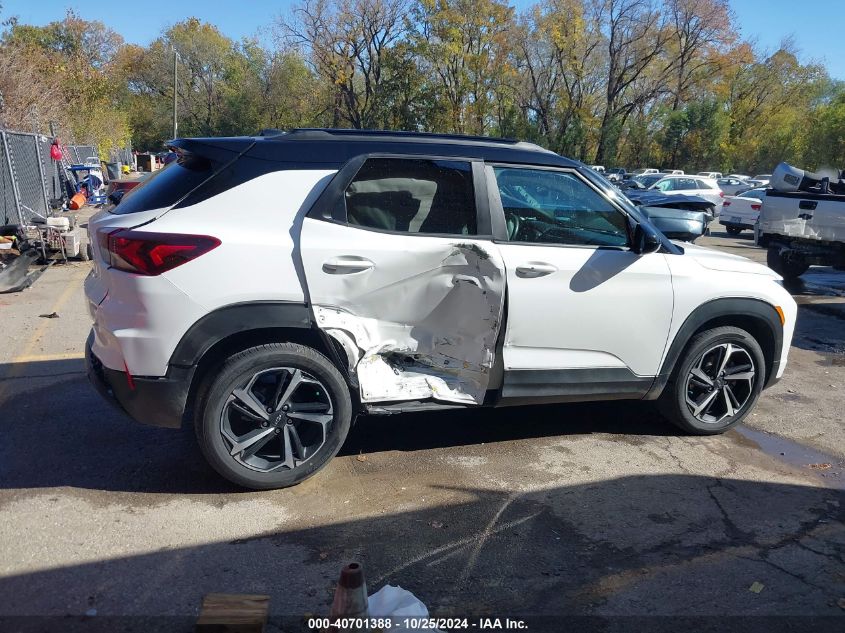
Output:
top-left (299, 155), bottom-right (505, 405)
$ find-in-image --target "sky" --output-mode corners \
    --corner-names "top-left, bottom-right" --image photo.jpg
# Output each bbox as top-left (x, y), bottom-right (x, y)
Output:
top-left (2, 0), bottom-right (843, 79)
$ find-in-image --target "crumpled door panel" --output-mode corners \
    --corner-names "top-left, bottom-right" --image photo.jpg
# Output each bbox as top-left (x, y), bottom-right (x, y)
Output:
top-left (300, 219), bottom-right (505, 405)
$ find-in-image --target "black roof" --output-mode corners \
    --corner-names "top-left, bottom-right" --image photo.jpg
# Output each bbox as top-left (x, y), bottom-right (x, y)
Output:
top-left (170, 128), bottom-right (579, 170)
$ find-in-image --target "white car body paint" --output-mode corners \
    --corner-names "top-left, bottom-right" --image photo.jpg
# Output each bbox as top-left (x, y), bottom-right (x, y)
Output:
top-left (721, 190), bottom-right (764, 229)
top-left (86, 169), bottom-right (335, 376)
top-left (498, 244), bottom-right (673, 376)
top-left (650, 176), bottom-right (723, 207)
top-left (84, 153), bottom-right (797, 405)
top-left (300, 219), bottom-right (506, 404)
top-left (665, 243), bottom-right (795, 378)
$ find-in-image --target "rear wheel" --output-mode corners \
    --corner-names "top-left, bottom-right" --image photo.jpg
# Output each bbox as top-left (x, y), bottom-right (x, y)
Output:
top-left (767, 246), bottom-right (809, 280)
top-left (659, 326), bottom-right (765, 435)
top-left (725, 226), bottom-right (742, 235)
top-left (195, 343), bottom-right (352, 489)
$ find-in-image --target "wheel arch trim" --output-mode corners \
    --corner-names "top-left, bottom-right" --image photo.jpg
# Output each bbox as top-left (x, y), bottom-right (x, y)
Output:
top-left (646, 297), bottom-right (783, 399)
top-left (169, 301), bottom-right (313, 367)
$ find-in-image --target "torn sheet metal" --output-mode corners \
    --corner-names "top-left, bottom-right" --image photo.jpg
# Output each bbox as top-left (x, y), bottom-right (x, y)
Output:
top-left (313, 242), bottom-right (505, 405)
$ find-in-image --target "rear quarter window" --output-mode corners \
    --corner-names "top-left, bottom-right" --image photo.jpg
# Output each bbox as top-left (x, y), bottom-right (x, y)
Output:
top-left (111, 154), bottom-right (213, 215)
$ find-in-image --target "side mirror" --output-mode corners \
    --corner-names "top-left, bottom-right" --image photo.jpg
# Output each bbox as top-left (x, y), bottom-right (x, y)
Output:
top-left (632, 223), bottom-right (662, 255)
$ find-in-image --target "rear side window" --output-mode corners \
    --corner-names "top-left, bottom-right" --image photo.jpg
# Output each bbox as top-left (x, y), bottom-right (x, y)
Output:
top-left (696, 179), bottom-right (717, 190)
top-left (112, 154), bottom-right (213, 215)
top-left (344, 158), bottom-right (476, 235)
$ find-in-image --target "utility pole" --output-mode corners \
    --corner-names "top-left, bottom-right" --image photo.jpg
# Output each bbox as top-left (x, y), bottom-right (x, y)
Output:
top-left (172, 47), bottom-right (178, 139)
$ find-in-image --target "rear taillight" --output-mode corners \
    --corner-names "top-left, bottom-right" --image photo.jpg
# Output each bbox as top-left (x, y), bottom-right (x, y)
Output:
top-left (751, 204), bottom-right (761, 210)
top-left (719, 191), bottom-right (724, 197)
top-left (99, 229), bottom-right (220, 276)
top-left (723, 200), bottom-right (731, 206)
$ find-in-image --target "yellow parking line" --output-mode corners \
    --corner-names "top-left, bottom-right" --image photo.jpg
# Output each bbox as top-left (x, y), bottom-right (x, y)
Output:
top-left (0, 267), bottom-right (88, 405)
top-left (13, 269), bottom-right (88, 362)
top-left (13, 352), bottom-right (84, 362)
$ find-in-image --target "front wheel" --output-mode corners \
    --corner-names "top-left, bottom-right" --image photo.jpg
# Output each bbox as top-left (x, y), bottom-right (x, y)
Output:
top-left (195, 343), bottom-right (352, 489)
top-left (725, 226), bottom-right (742, 236)
top-left (659, 327), bottom-right (765, 435)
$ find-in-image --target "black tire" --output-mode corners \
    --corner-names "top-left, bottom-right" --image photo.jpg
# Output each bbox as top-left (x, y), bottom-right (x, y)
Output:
top-left (725, 226), bottom-right (742, 235)
top-left (766, 246), bottom-right (808, 280)
top-left (658, 326), bottom-right (766, 435)
top-left (195, 343), bottom-right (352, 490)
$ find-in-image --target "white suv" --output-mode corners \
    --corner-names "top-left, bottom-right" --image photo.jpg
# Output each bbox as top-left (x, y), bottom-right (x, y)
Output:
top-left (85, 129), bottom-right (796, 489)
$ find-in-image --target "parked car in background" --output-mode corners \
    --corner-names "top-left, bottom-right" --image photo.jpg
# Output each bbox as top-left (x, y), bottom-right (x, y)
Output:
top-left (752, 174), bottom-right (772, 186)
top-left (664, 169), bottom-right (685, 175)
top-left (623, 190), bottom-right (716, 242)
top-left (606, 167), bottom-right (627, 182)
top-left (727, 174), bottom-right (750, 181)
top-left (721, 187), bottom-right (766, 235)
top-left (698, 171), bottom-right (723, 179)
top-left (84, 129), bottom-right (796, 489)
top-left (590, 165), bottom-right (606, 173)
top-left (624, 173), bottom-right (666, 189)
top-left (649, 175), bottom-right (724, 209)
top-left (717, 177), bottom-right (754, 196)
top-left (633, 168), bottom-right (659, 175)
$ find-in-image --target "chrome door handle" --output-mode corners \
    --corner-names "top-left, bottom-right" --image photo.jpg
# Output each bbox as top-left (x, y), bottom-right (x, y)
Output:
top-left (515, 262), bottom-right (557, 278)
top-left (322, 256), bottom-right (375, 274)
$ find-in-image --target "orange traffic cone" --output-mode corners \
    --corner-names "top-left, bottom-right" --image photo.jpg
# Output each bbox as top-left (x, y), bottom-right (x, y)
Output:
top-left (329, 562), bottom-right (369, 624)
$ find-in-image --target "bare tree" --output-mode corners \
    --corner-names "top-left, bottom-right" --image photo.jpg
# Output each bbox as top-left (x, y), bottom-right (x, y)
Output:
top-left (513, 0), bottom-right (602, 154)
top-left (593, 0), bottom-right (676, 163)
top-left (279, 0), bottom-right (408, 128)
top-left (665, 0), bottom-right (734, 110)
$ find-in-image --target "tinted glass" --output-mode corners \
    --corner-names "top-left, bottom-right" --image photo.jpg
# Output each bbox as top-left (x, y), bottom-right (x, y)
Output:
top-left (743, 189), bottom-right (766, 200)
top-left (345, 158), bottom-right (476, 235)
top-left (112, 154), bottom-right (213, 215)
top-left (653, 179), bottom-right (673, 191)
top-left (638, 174), bottom-right (663, 188)
top-left (697, 179), bottom-right (717, 190)
top-left (676, 178), bottom-right (698, 190)
top-left (493, 167), bottom-right (628, 247)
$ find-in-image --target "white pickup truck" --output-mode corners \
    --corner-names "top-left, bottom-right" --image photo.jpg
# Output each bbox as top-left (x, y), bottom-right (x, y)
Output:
top-left (758, 163), bottom-right (845, 280)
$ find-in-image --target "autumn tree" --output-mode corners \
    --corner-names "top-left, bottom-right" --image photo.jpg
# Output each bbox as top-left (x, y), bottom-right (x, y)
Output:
top-left (279, 0), bottom-right (409, 128)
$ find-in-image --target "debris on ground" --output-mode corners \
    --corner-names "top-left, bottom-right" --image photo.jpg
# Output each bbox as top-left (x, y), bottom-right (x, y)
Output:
top-left (330, 563), bottom-right (368, 620)
top-left (196, 593), bottom-right (269, 633)
top-left (39, 312), bottom-right (60, 319)
top-left (356, 453), bottom-right (368, 462)
top-left (749, 581), bottom-right (765, 594)
top-left (808, 463), bottom-right (832, 470)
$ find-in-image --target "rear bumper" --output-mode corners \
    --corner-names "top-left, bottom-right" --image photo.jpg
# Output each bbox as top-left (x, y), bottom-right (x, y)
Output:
top-left (86, 332), bottom-right (193, 429)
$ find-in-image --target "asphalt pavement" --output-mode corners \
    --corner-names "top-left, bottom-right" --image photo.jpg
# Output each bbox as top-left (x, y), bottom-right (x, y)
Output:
top-left (0, 224), bottom-right (842, 632)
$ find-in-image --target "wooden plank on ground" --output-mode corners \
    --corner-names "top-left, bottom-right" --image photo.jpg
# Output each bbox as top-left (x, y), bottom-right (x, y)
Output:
top-left (196, 593), bottom-right (270, 633)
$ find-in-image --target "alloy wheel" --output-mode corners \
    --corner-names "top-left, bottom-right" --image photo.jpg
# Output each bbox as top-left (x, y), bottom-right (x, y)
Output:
top-left (685, 343), bottom-right (756, 424)
top-left (220, 367), bottom-right (333, 472)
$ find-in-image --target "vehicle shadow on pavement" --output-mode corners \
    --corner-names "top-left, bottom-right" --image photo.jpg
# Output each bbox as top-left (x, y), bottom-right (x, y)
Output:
top-left (0, 360), bottom-right (673, 495)
top-left (0, 475), bottom-right (842, 627)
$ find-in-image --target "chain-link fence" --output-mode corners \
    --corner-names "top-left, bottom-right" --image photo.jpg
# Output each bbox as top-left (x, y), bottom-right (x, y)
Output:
top-left (63, 145), bottom-right (98, 165)
top-left (0, 127), bottom-right (133, 226)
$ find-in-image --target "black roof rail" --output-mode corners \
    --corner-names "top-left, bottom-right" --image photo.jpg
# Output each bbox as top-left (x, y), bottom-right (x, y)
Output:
top-left (258, 128), bottom-right (285, 137)
top-left (283, 128), bottom-right (522, 145)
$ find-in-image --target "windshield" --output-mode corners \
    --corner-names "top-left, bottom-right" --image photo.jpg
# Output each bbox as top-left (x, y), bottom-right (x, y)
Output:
top-left (637, 174), bottom-right (664, 188)
top-left (741, 188), bottom-right (766, 200)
